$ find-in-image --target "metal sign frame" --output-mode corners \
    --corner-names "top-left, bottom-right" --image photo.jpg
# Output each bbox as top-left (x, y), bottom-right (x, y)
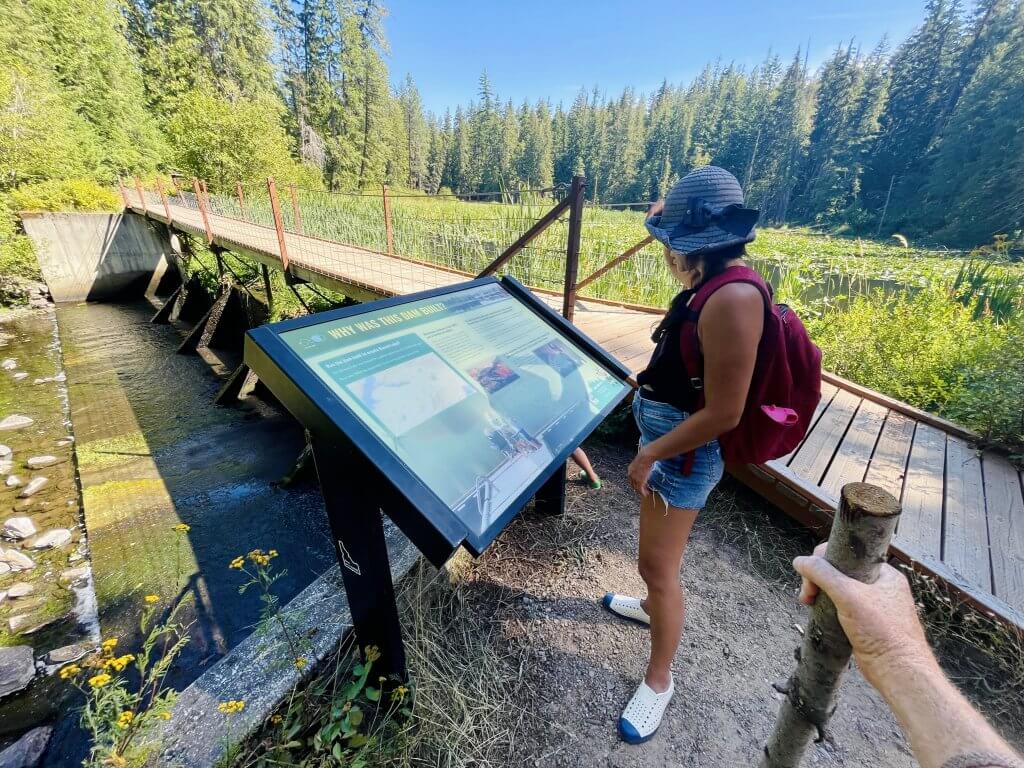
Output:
top-left (246, 275), bottom-right (631, 563)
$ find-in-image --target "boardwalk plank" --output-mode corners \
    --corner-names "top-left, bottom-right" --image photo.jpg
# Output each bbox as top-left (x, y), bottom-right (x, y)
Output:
top-left (780, 382), bottom-right (839, 465)
top-left (821, 399), bottom-right (888, 498)
top-left (944, 436), bottom-right (991, 593)
top-left (863, 411), bottom-right (916, 501)
top-left (983, 456), bottom-right (1024, 611)
top-left (788, 388), bottom-right (860, 485)
top-left (897, 424), bottom-right (946, 560)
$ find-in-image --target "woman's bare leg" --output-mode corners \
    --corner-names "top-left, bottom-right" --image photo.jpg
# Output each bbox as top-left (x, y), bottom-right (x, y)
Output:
top-left (572, 447), bottom-right (599, 483)
top-left (637, 494), bottom-right (699, 692)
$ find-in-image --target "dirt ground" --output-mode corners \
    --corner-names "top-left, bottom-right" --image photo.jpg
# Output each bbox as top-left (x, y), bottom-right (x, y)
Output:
top-left (434, 438), bottom-right (1021, 768)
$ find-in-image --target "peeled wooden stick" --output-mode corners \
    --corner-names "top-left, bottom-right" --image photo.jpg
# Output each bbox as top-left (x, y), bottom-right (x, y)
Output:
top-left (760, 482), bottom-right (901, 768)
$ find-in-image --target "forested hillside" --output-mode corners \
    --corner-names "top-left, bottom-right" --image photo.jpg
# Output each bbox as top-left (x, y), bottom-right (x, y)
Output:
top-left (1, 0), bottom-right (1022, 247)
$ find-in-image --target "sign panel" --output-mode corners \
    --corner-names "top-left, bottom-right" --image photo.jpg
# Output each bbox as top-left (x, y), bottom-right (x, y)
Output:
top-left (277, 281), bottom-right (628, 540)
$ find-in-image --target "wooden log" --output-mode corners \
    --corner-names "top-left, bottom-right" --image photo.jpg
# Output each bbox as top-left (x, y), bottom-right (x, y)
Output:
top-left (562, 174), bottom-right (586, 321)
top-left (760, 482), bottom-right (901, 768)
top-left (267, 177), bottom-right (290, 270)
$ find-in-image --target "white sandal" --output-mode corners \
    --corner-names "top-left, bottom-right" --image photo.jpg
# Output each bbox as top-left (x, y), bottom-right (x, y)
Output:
top-left (601, 593), bottom-right (650, 627)
top-left (618, 679), bottom-right (674, 744)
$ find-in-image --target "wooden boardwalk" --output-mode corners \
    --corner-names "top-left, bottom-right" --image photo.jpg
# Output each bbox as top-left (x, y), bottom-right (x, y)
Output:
top-left (130, 197), bottom-right (1024, 631)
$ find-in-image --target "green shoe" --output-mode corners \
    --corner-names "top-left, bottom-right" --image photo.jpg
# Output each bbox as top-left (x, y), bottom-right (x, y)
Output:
top-left (576, 470), bottom-right (601, 490)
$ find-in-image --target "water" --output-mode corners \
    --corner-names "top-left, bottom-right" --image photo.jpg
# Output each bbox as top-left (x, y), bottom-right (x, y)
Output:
top-left (1, 301), bottom-right (337, 761)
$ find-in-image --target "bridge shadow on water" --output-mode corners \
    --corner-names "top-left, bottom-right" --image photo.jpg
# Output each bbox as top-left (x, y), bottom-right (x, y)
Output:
top-left (46, 298), bottom-right (336, 763)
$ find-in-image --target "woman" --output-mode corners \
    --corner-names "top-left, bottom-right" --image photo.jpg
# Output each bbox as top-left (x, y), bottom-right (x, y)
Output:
top-left (604, 166), bottom-right (766, 743)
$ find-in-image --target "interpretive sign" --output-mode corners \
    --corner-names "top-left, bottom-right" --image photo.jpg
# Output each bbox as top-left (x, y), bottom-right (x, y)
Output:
top-left (245, 276), bottom-right (631, 677)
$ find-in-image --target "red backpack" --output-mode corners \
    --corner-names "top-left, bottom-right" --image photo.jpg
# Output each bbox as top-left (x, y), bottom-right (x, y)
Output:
top-left (679, 266), bottom-right (822, 465)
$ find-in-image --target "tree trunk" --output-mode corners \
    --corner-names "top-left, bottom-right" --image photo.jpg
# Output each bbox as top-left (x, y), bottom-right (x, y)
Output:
top-left (760, 482), bottom-right (901, 768)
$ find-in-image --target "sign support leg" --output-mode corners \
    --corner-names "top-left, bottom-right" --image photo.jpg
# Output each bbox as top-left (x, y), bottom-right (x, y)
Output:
top-left (534, 463), bottom-right (567, 516)
top-left (310, 438), bottom-right (407, 682)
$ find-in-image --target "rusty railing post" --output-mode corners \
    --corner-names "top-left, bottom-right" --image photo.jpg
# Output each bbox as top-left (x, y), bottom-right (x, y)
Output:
top-left (289, 183), bottom-right (303, 234)
top-left (155, 178), bottom-right (173, 225)
top-left (382, 184), bottom-right (394, 256)
top-left (236, 182), bottom-right (247, 220)
top-left (561, 174), bottom-right (586, 321)
top-left (117, 178), bottom-right (131, 209)
top-left (192, 178), bottom-right (214, 244)
top-left (133, 176), bottom-right (146, 209)
top-left (267, 177), bottom-right (290, 271)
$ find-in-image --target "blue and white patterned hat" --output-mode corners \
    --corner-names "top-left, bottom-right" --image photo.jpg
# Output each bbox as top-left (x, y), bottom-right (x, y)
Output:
top-left (645, 166), bottom-right (759, 256)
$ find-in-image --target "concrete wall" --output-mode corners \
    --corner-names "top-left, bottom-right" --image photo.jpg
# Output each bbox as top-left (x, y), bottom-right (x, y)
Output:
top-left (21, 211), bottom-right (176, 303)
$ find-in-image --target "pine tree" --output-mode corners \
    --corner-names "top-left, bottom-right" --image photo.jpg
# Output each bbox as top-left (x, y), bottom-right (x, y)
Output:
top-left (397, 75), bottom-right (429, 189)
top-left (922, 0), bottom-right (1024, 245)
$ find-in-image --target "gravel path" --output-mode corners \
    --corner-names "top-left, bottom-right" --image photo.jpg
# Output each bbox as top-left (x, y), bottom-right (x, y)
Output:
top-left (461, 439), bottom-right (920, 767)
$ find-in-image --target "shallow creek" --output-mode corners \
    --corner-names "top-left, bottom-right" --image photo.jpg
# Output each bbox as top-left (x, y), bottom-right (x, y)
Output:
top-left (1, 301), bottom-right (336, 762)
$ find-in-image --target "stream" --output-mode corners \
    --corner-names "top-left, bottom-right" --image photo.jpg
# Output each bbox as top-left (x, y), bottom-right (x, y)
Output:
top-left (0, 300), bottom-right (337, 764)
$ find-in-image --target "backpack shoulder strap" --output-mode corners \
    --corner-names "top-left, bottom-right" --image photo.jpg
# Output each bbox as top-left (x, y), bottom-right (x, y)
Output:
top-left (679, 267), bottom-right (773, 390)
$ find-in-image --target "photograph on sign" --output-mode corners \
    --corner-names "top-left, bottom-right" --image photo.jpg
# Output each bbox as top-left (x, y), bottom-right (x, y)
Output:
top-left (279, 282), bottom-right (627, 536)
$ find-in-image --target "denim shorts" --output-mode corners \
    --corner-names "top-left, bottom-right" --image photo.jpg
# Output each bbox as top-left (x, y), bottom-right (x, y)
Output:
top-left (632, 390), bottom-right (725, 510)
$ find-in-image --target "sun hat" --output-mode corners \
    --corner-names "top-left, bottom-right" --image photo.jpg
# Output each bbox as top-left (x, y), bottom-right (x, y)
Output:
top-left (644, 166), bottom-right (759, 256)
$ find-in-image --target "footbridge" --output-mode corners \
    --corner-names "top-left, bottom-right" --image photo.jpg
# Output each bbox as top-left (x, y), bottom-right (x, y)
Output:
top-left (121, 176), bottom-right (1024, 634)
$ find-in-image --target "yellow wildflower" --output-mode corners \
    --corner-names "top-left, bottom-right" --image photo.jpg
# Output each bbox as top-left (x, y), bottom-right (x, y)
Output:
top-left (88, 673), bottom-right (112, 688)
top-left (101, 638), bottom-right (118, 654)
top-left (104, 654), bottom-right (135, 672)
top-left (116, 711), bottom-right (134, 729)
top-left (218, 700), bottom-right (246, 715)
top-left (293, 656), bottom-right (307, 670)
top-left (59, 664), bottom-right (81, 680)
top-left (268, 549), bottom-right (279, 559)
top-left (172, 523), bottom-right (191, 533)
top-left (159, 711), bottom-right (172, 721)
top-left (391, 685), bottom-right (409, 701)
top-left (144, 594), bottom-right (159, 604)
top-left (364, 646), bottom-right (381, 663)
top-left (270, 714), bottom-right (283, 725)
top-left (229, 556), bottom-right (245, 570)
top-left (103, 755), bottom-right (127, 768)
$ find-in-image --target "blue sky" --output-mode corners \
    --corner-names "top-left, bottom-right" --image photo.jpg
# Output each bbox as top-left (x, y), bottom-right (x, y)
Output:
top-left (383, 0), bottom-right (930, 114)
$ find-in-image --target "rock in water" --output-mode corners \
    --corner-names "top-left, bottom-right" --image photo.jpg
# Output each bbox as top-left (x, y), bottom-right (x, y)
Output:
top-left (0, 646), bottom-right (35, 699)
top-left (59, 566), bottom-right (89, 586)
top-left (0, 445), bottom-right (10, 458)
top-left (0, 415), bottom-right (33, 431)
top-left (0, 725), bottom-right (53, 768)
top-left (8, 613), bottom-right (57, 635)
top-left (17, 478), bottom-right (47, 498)
top-left (0, 359), bottom-right (15, 371)
top-left (45, 642), bottom-right (95, 666)
top-left (25, 456), bottom-right (58, 470)
top-left (7, 583), bottom-right (33, 598)
top-left (0, 548), bottom-right (34, 571)
top-left (2, 517), bottom-right (36, 540)
top-left (5, 476), bottom-right (21, 488)
top-left (28, 529), bottom-right (71, 549)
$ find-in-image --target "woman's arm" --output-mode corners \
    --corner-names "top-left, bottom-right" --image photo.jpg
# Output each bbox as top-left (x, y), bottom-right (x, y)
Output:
top-left (628, 282), bottom-right (763, 496)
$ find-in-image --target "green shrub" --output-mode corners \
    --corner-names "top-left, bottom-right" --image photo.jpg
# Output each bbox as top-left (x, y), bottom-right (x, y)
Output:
top-left (809, 287), bottom-right (1022, 452)
top-left (0, 197), bottom-right (40, 283)
top-left (9, 178), bottom-right (120, 212)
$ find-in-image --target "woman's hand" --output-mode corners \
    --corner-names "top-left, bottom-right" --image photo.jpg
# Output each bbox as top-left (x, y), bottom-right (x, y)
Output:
top-left (646, 199), bottom-right (665, 220)
top-left (627, 448), bottom-right (656, 496)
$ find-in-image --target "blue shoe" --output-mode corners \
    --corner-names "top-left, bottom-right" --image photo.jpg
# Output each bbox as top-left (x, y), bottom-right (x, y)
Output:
top-left (618, 679), bottom-right (674, 744)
